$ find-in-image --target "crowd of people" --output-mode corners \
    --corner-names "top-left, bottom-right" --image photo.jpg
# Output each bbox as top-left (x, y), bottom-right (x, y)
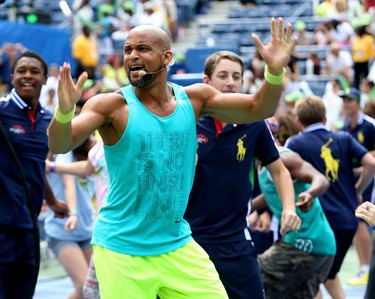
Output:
top-left (2, 1), bottom-right (375, 299)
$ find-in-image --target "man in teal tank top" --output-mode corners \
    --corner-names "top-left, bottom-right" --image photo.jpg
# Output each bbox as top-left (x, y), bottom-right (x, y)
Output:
top-left (252, 147), bottom-right (336, 299)
top-left (47, 20), bottom-right (298, 299)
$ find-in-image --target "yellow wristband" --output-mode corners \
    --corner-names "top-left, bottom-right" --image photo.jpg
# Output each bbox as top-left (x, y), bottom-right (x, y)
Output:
top-left (54, 105), bottom-right (76, 124)
top-left (264, 65), bottom-right (286, 85)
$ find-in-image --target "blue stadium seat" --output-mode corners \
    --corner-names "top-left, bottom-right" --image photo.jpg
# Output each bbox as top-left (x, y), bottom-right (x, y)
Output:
top-left (169, 73), bottom-right (204, 86)
top-left (239, 36), bottom-right (256, 47)
top-left (228, 8), bottom-right (247, 18)
top-left (212, 23), bottom-right (230, 34)
top-left (184, 47), bottom-right (239, 73)
top-left (228, 6), bottom-right (270, 18)
top-left (304, 18), bottom-right (322, 31)
top-left (301, 75), bottom-right (332, 97)
top-left (175, 0), bottom-right (198, 25)
top-left (270, 5), bottom-right (296, 17)
top-left (295, 45), bottom-right (330, 61)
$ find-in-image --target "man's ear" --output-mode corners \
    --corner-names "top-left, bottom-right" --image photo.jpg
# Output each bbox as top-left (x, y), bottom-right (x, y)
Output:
top-left (163, 50), bottom-right (173, 67)
top-left (295, 118), bottom-right (303, 129)
top-left (203, 74), bottom-right (210, 84)
top-left (322, 116), bottom-right (327, 125)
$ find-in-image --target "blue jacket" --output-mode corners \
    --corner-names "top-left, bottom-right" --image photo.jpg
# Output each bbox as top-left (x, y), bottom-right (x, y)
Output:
top-left (0, 89), bottom-right (52, 228)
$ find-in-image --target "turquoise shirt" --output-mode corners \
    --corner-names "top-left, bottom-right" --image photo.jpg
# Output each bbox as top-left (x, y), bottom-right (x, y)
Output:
top-left (91, 83), bottom-right (197, 256)
top-left (258, 147), bottom-right (336, 255)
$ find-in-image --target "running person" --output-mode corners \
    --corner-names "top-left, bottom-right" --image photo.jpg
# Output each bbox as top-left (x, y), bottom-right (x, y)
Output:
top-left (285, 96), bottom-right (375, 298)
top-left (254, 146), bottom-right (336, 299)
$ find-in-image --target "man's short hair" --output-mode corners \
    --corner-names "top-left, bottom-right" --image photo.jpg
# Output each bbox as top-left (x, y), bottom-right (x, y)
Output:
top-left (204, 51), bottom-right (244, 79)
top-left (11, 51), bottom-right (48, 77)
top-left (294, 95), bottom-right (326, 127)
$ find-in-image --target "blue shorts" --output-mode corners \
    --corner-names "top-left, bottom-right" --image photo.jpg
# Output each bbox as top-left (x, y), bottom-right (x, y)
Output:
top-left (47, 236), bottom-right (91, 257)
top-left (326, 229), bottom-right (356, 279)
top-left (251, 230), bottom-right (275, 254)
top-left (199, 239), bottom-right (265, 299)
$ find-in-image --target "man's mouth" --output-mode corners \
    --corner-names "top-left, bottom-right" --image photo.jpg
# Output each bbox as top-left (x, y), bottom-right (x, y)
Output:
top-left (129, 65), bottom-right (145, 76)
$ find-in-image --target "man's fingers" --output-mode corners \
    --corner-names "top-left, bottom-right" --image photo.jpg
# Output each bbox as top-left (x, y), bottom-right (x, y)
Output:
top-left (252, 33), bottom-right (264, 53)
top-left (289, 35), bottom-right (299, 51)
top-left (59, 62), bottom-right (73, 84)
top-left (76, 71), bottom-right (88, 94)
top-left (296, 197), bottom-right (307, 206)
top-left (278, 17), bottom-right (284, 40)
top-left (281, 215), bottom-right (301, 234)
top-left (285, 23), bottom-right (292, 42)
top-left (54, 211), bottom-right (65, 218)
top-left (280, 225), bottom-right (287, 235)
top-left (270, 17), bottom-right (276, 39)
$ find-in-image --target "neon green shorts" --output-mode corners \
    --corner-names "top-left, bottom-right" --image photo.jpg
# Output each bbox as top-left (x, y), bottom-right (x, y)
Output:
top-left (93, 240), bottom-right (228, 299)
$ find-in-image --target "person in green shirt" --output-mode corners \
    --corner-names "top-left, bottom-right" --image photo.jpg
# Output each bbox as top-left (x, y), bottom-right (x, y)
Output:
top-left (252, 146), bottom-right (336, 299)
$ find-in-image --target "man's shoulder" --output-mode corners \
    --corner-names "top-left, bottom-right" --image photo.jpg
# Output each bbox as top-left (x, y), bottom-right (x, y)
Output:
top-left (82, 92), bottom-right (126, 125)
top-left (287, 132), bottom-right (305, 142)
top-left (0, 94), bottom-right (14, 112)
top-left (41, 106), bottom-right (53, 119)
top-left (332, 130), bottom-right (351, 139)
top-left (285, 132), bottom-right (316, 150)
top-left (183, 83), bottom-right (212, 97)
top-left (90, 91), bottom-right (125, 106)
top-left (245, 120), bottom-right (266, 127)
top-left (363, 115), bottom-right (375, 128)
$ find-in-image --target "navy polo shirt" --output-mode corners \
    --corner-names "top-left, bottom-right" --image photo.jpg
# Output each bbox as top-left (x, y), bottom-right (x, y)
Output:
top-left (185, 117), bottom-right (279, 243)
top-left (286, 123), bottom-right (367, 230)
top-left (0, 89), bottom-right (53, 228)
top-left (341, 112), bottom-right (375, 201)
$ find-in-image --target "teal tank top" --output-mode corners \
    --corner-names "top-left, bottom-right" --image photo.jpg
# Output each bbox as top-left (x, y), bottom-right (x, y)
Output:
top-left (258, 147), bottom-right (336, 255)
top-left (91, 83), bottom-right (197, 255)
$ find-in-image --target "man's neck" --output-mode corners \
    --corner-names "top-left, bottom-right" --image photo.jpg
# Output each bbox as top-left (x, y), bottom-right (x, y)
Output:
top-left (349, 111), bottom-right (360, 129)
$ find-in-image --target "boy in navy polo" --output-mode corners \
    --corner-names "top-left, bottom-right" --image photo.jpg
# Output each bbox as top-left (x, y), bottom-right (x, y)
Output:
top-left (340, 87), bottom-right (375, 286)
top-left (185, 51), bottom-right (301, 299)
top-left (285, 95), bottom-right (375, 298)
top-left (0, 51), bottom-right (69, 299)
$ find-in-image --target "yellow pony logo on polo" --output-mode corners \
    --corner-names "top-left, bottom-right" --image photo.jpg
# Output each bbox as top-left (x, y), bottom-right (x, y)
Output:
top-left (357, 131), bottom-right (364, 144)
top-left (236, 134), bottom-right (247, 161)
top-left (320, 138), bottom-right (340, 182)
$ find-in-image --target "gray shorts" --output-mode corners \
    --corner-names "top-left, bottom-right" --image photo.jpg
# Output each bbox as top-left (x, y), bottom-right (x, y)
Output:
top-left (258, 241), bottom-right (334, 299)
top-left (47, 236), bottom-right (92, 257)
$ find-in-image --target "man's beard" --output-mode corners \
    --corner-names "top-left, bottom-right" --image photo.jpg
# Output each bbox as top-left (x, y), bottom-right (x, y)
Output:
top-left (130, 72), bottom-right (160, 88)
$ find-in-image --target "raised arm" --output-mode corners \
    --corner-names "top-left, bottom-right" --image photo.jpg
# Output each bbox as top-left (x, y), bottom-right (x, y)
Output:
top-left (47, 64), bottom-right (108, 153)
top-left (188, 17), bottom-right (298, 123)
